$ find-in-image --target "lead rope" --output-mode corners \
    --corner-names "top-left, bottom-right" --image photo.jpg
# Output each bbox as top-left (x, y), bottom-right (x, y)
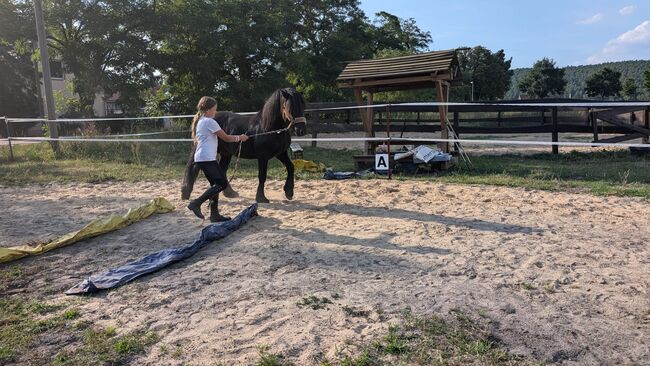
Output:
top-left (228, 140), bottom-right (244, 182)
top-left (229, 119), bottom-right (295, 181)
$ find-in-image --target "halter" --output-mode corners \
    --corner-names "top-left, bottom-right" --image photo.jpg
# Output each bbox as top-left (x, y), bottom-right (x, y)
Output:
top-left (245, 96), bottom-right (306, 138)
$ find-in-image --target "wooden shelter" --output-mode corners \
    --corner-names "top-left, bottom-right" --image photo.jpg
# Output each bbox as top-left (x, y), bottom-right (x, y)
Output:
top-left (337, 49), bottom-right (462, 152)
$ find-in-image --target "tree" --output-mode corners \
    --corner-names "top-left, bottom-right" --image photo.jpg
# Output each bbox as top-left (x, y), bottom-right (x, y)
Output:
top-left (517, 58), bottom-right (566, 98)
top-left (456, 46), bottom-right (513, 101)
top-left (284, 3), bottom-right (432, 103)
top-left (366, 11), bottom-right (431, 55)
top-left (643, 66), bottom-right (650, 95)
top-left (622, 78), bottom-right (638, 100)
top-left (0, 0), bottom-right (39, 118)
top-left (44, 0), bottom-right (157, 116)
top-left (585, 67), bottom-right (622, 99)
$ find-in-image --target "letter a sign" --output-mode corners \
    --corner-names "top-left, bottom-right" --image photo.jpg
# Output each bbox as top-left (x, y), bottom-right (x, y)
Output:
top-left (375, 153), bottom-right (389, 171)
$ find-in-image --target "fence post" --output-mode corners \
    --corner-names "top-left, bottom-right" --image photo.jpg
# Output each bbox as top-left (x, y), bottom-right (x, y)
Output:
top-left (311, 111), bottom-right (319, 148)
top-left (591, 110), bottom-right (599, 142)
top-left (641, 107), bottom-right (650, 144)
top-left (551, 107), bottom-right (558, 155)
top-left (453, 111), bottom-right (460, 154)
top-left (2, 117), bottom-right (14, 161)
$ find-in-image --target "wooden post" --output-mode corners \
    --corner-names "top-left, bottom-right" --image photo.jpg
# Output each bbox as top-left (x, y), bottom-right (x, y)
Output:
top-left (34, 0), bottom-right (59, 154)
top-left (435, 81), bottom-right (449, 152)
top-left (386, 105), bottom-right (392, 180)
top-left (552, 107), bottom-right (558, 155)
top-left (354, 87), bottom-right (374, 153)
top-left (592, 110), bottom-right (599, 142)
top-left (311, 111), bottom-right (319, 148)
top-left (641, 107), bottom-right (650, 144)
top-left (497, 111), bottom-right (502, 127)
top-left (366, 91), bottom-right (374, 136)
top-left (453, 111), bottom-right (460, 153)
top-left (2, 117), bottom-right (14, 161)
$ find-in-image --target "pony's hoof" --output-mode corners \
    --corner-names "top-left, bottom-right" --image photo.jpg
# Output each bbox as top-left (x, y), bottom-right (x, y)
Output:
top-left (223, 185), bottom-right (239, 198)
top-left (256, 196), bottom-right (270, 203)
top-left (285, 193), bottom-right (293, 200)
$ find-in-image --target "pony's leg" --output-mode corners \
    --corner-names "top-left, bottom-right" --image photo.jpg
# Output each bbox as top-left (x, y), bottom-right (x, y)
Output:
top-left (275, 151), bottom-right (294, 200)
top-left (219, 154), bottom-right (239, 198)
top-left (256, 158), bottom-right (270, 203)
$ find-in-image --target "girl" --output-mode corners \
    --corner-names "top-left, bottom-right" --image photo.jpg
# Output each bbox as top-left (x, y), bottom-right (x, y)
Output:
top-left (187, 96), bottom-right (249, 221)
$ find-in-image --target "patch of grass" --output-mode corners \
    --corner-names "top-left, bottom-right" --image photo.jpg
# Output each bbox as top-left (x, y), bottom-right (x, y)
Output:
top-left (3, 143), bottom-right (649, 199)
top-left (64, 308), bottom-right (80, 320)
top-left (381, 325), bottom-right (409, 355)
top-left (441, 150), bottom-right (650, 198)
top-left (521, 282), bottom-right (536, 291)
top-left (297, 295), bottom-right (332, 310)
top-left (312, 310), bottom-right (540, 365)
top-left (52, 327), bottom-right (159, 365)
top-left (342, 306), bottom-right (370, 318)
top-left (0, 265), bottom-right (24, 291)
top-left (170, 345), bottom-right (183, 358)
top-left (255, 345), bottom-right (294, 366)
top-left (0, 297), bottom-right (67, 363)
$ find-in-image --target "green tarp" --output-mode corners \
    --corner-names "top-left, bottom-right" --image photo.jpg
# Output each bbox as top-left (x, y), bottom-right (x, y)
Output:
top-left (0, 197), bottom-right (174, 264)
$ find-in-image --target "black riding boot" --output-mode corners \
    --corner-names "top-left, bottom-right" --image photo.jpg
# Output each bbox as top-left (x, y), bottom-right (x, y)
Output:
top-left (209, 197), bottom-right (231, 222)
top-left (187, 185), bottom-right (222, 219)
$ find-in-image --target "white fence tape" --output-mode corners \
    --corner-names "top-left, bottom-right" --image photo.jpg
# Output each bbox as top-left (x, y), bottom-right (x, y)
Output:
top-left (8, 136), bottom-right (649, 149)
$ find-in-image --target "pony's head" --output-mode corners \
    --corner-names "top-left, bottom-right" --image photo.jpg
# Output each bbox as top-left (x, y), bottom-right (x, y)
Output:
top-left (279, 88), bottom-right (307, 136)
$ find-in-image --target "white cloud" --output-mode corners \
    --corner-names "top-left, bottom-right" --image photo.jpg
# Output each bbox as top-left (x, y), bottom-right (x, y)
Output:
top-left (577, 13), bottom-right (604, 25)
top-left (619, 5), bottom-right (636, 16)
top-left (588, 20), bottom-right (650, 63)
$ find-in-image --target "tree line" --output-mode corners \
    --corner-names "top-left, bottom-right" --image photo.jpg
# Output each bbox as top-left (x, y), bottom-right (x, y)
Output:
top-left (2, 0), bottom-right (433, 117)
top-left (1, 0), bottom-right (649, 119)
top-left (508, 59), bottom-right (650, 100)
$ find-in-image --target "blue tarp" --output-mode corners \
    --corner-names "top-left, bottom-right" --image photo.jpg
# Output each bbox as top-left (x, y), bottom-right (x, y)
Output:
top-left (66, 204), bottom-right (258, 295)
top-left (323, 169), bottom-right (374, 180)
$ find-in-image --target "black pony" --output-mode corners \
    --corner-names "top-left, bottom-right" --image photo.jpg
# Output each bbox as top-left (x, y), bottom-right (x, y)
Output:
top-left (181, 88), bottom-right (307, 203)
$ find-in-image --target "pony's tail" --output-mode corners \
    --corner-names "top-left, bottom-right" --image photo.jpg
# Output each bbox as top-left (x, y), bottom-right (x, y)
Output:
top-left (190, 111), bottom-right (201, 142)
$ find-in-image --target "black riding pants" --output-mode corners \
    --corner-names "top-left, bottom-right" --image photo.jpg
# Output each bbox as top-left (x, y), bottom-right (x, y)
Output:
top-left (196, 161), bottom-right (228, 192)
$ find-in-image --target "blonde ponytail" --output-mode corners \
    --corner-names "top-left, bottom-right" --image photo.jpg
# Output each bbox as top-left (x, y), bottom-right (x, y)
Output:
top-left (191, 111), bottom-right (202, 142)
top-left (191, 96), bottom-right (217, 143)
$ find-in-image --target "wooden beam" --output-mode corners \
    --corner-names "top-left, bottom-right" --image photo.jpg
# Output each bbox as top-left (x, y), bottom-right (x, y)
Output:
top-left (338, 73), bottom-right (453, 89)
top-left (353, 87), bottom-right (367, 132)
top-left (367, 91), bottom-right (374, 138)
top-left (593, 133), bottom-right (644, 144)
top-left (641, 107), bottom-right (650, 144)
top-left (591, 110), bottom-right (598, 142)
top-left (311, 111), bottom-right (319, 148)
top-left (597, 110), bottom-right (650, 135)
top-left (435, 80), bottom-right (449, 152)
top-left (552, 107), bottom-right (558, 155)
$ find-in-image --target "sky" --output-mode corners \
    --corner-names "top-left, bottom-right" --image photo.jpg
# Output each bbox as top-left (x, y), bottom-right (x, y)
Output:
top-left (358, 0), bottom-right (650, 68)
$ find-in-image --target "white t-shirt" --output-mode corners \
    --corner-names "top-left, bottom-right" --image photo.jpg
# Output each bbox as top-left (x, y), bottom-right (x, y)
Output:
top-left (194, 116), bottom-right (222, 162)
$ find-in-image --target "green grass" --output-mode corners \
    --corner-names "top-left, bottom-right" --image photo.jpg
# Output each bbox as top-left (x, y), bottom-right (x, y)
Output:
top-left (0, 297), bottom-right (67, 363)
top-left (263, 311), bottom-right (540, 365)
top-left (0, 296), bottom-right (158, 365)
top-left (297, 295), bottom-right (333, 310)
top-left (2, 142), bottom-right (649, 199)
top-left (51, 327), bottom-right (159, 365)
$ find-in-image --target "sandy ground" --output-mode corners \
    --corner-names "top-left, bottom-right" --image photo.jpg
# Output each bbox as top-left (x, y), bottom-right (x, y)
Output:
top-left (1, 179), bottom-right (649, 365)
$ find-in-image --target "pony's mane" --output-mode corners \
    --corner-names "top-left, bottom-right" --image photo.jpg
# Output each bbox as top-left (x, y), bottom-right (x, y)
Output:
top-left (256, 88), bottom-right (305, 132)
top-left (258, 90), bottom-right (283, 132)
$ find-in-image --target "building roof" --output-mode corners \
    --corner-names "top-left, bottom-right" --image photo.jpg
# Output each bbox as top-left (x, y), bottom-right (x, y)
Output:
top-left (337, 49), bottom-right (461, 91)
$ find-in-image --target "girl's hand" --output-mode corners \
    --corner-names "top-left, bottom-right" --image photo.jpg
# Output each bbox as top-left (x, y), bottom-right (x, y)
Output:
top-left (239, 134), bottom-right (249, 142)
